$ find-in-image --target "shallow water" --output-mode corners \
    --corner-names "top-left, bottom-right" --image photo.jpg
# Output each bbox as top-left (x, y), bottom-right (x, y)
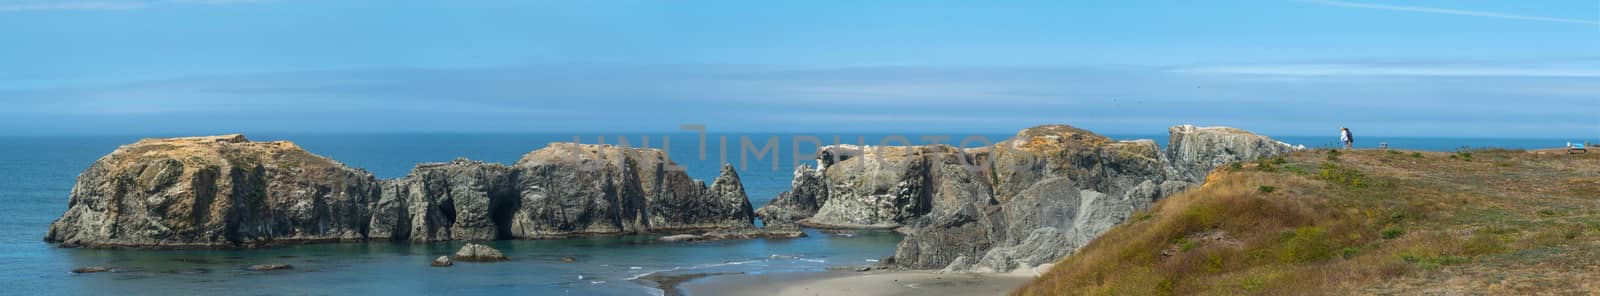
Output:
top-left (0, 133), bottom-right (1574, 295)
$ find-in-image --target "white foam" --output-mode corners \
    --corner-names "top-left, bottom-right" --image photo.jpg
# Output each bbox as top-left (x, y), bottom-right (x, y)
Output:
top-left (623, 266), bottom-right (683, 280)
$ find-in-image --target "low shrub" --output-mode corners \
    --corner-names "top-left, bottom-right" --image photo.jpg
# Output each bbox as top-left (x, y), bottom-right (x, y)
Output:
top-left (1381, 227), bottom-right (1404, 239)
top-left (1274, 226), bottom-right (1336, 263)
top-left (1317, 162), bottom-right (1367, 188)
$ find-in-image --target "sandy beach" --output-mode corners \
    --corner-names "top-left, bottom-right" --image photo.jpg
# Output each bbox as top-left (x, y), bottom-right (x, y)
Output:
top-left (678, 267), bottom-right (1044, 296)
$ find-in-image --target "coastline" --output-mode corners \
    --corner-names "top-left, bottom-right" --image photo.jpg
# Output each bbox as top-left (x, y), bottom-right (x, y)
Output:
top-left (675, 266), bottom-right (1046, 296)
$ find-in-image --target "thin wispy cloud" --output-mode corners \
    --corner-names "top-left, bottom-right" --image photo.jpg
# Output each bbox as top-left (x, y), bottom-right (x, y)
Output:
top-left (0, 0), bottom-right (266, 12)
top-left (1176, 64), bottom-right (1600, 78)
top-left (1, 64), bottom-right (1593, 136)
top-left (1299, 0), bottom-right (1600, 25)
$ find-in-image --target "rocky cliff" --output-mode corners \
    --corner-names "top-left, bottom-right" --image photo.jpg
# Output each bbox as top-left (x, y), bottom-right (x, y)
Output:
top-left (1165, 124), bottom-right (1300, 183)
top-left (45, 135), bottom-right (758, 248)
top-left (756, 124), bottom-right (1297, 272)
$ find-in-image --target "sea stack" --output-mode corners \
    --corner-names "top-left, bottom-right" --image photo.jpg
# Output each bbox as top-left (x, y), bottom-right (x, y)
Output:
top-left (44, 134), bottom-right (381, 248)
top-left (45, 135), bottom-right (759, 248)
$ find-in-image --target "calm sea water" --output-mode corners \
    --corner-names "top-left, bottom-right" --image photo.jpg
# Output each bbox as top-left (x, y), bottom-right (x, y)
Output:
top-left (0, 133), bottom-right (1580, 295)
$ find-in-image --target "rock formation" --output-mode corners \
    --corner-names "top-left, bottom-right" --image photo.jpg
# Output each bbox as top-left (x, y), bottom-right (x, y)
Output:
top-left (753, 164), bottom-right (828, 226)
top-left (656, 224), bottom-right (808, 243)
top-left (44, 135), bottom-right (381, 248)
top-left (452, 243), bottom-right (508, 262)
top-left (1165, 125), bottom-right (1300, 183)
top-left (760, 145), bottom-right (990, 229)
top-left (370, 158), bottom-right (516, 242)
top-left (46, 123), bottom-right (1297, 274)
top-left (72, 266), bottom-right (113, 274)
top-left (756, 124), bottom-right (1298, 272)
top-left (245, 264), bottom-right (293, 271)
top-left (45, 135), bottom-right (759, 248)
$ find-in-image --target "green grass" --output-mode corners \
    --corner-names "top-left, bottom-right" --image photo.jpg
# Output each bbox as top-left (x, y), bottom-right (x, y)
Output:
top-left (1015, 149), bottom-right (1600, 295)
top-left (1316, 162), bottom-right (1367, 188)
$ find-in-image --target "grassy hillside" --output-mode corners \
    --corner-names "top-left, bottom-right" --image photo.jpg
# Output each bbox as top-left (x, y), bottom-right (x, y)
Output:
top-left (1013, 148), bottom-right (1600, 295)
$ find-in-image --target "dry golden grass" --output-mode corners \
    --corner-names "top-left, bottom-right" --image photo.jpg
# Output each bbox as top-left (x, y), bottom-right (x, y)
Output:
top-left (1013, 149), bottom-right (1600, 295)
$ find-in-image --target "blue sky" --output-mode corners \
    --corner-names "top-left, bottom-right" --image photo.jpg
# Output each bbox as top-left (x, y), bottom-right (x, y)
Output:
top-left (0, 0), bottom-right (1597, 137)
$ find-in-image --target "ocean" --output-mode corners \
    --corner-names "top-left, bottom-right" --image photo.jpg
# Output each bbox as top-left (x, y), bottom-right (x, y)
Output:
top-left (0, 133), bottom-right (1581, 295)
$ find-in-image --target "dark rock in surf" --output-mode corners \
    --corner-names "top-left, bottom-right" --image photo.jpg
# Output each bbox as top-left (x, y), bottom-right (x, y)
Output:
top-left (71, 266), bottom-right (113, 274)
top-left (452, 243), bottom-right (508, 262)
top-left (245, 264), bottom-right (293, 271)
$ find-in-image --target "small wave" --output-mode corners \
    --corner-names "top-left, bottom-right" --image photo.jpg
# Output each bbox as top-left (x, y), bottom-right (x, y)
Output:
top-left (623, 267), bottom-right (683, 280)
top-left (590, 281), bottom-right (606, 284)
top-left (698, 260), bottom-right (760, 268)
top-left (624, 258), bottom-right (769, 281)
top-left (864, 259), bottom-right (880, 262)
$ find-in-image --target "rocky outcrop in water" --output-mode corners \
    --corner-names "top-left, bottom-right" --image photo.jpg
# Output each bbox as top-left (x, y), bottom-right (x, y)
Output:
top-left (452, 243), bottom-right (508, 262)
top-left (72, 266), bottom-right (114, 274)
top-left (752, 165), bottom-right (828, 226)
top-left (245, 264), bottom-right (293, 271)
top-left (44, 135), bottom-right (381, 248)
top-left (45, 135), bottom-right (758, 248)
top-left (655, 224), bottom-right (807, 243)
top-left (759, 124), bottom-right (1297, 272)
top-left (370, 158), bottom-right (516, 242)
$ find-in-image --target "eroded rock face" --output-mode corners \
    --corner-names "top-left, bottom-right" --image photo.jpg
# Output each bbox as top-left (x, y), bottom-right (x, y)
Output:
top-left (1166, 125), bottom-right (1300, 183)
top-left (894, 126), bottom-right (1181, 271)
top-left (754, 165), bottom-right (829, 226)
top-left (800, 145), bottom-right (990, 229)
top-left (917, 125), bottom-right (1293, 272)
top-left (765, 124), bottom-right (1295, 272)
top-left (370, 158), bottom-right (516, 242)
top-left (45, 135), bottom-right (381, 248)
top-left (657, 163), bottom-right (755, 231)
top-left (508, 144), bottom-right (754, 236)
top-left (46, 137), bottom-right (758, 248)
top-left (892, 202), bottom-right (1004, 270)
